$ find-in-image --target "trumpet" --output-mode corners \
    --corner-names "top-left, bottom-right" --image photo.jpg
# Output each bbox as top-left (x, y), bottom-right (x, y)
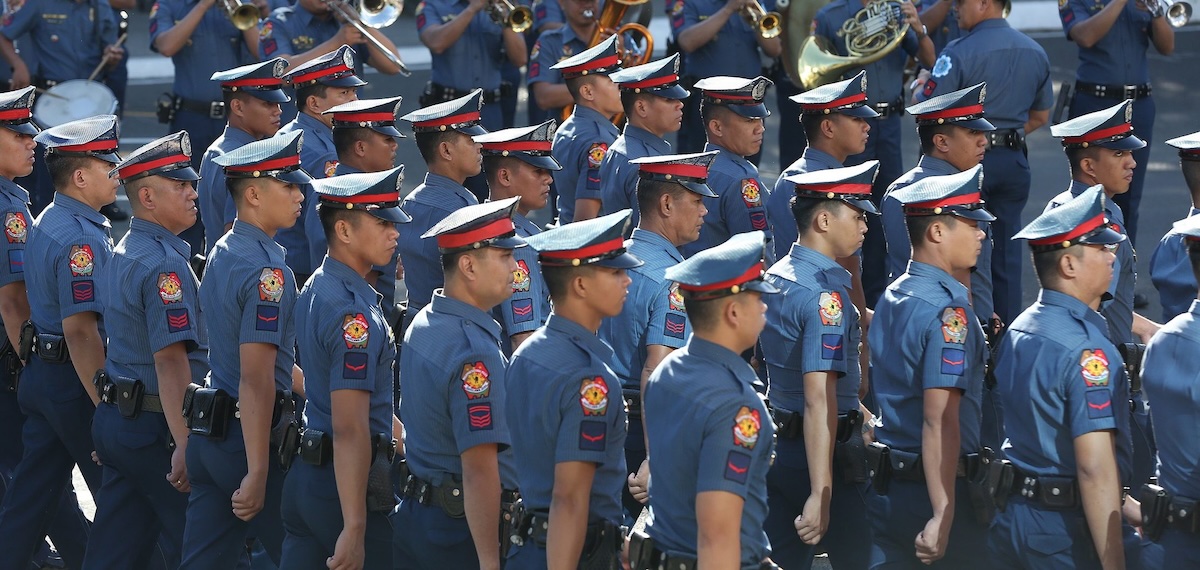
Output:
top-left (741, 0), bottom-right (782, 39)
top-left (1139, 0), bottom-right (1192, 26)
top-left (487, 0), bottom-right (533, 32)
top-left (221, 0), bottom-right (260, 31)
top-left (322, 0), bottom-right (412, 76)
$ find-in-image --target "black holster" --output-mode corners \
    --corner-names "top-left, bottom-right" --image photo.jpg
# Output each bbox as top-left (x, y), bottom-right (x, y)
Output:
top-left (866, 441), bottom-right (891, 495)
top-left (770, 405), bottom-right (801, 439)
top-left (627, 529), bottom-right (654, 570)
top-left (107, 373), bottom-right (146, 419)
top-left (963, 448), bottom-right (998, 525)
top-left (834, 432), bottom-right (869, 484)
top-left (17, 320), bottom-right (33, 362)
top-left (1140, 483), bottom-right (1170, 541)
top-left (366, 433), bottom-right (398, 513)
top-left (0, 334), bottom-right (22, 392)
top-left (578, 519), bottom-right (622, 570)
top-left (156, 93), bottom-right (178, 124)
top-left (183, 384), bottom-right (234, 440)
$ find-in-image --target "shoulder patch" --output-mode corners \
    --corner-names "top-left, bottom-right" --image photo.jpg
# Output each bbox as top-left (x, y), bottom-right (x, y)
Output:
top-left (1080, 348), bottom-right (1110, 387)
top-left (461, 361), bottom-right (491, 399)
top-left (166, 308), bottom-right (190, 332)
top-left (1085, 388), bottom-right (1113, 419)
top-left (819, 291), bottom-right (844, 326)
top-left (157, 272), bottom-right (184, 304)
top-left (941, 307), bottom-right (968, 344)
top-left (931, 54), bottom-right (952, 78)
top-left (511, 298), bottom-right (534, 323)
top-left (669, 0), bottom-right (684, 15)
top-left (149, 2), bottom-right (158, 18)
top-left (5, 212), bottom-right (27, 243)
top-left (342, 313), bottom-right (370, 348)
top-left (258, 267), bottom-right (285, 302)
top-left (324, 160), bottom-right (338, 177)
top-left (69, 244), bottom-right (94, 276)
top-left (733, 406), bottom-right (761, 449)
top-left (579, 376), bottom-right (609, 416)
top-left (512, 259), bottom-right (531, 292)
top-left (259, 20), bottom-right (272, 38)
top-left (587, 142), bottom-right (607, 169)
top-left (529, 41), bottom-right (541, 61)
top-left (668, 283), bottom-right (686, 312)
top-left (724, 450), bottom-right (752, 483)
top-left (468, 402), bottom-right (493, 431)
top-left (741, 178), bottom-right (763, 207)
top-left (1058, 0), bottom-right (1068, 9)
top-left (664, 313), bottom-right (686, 339)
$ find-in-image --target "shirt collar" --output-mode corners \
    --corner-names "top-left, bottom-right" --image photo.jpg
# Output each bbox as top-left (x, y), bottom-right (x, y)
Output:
top-left (705, 141), bottom-right (747, 161)
top-left (513, 211), bottom-right (540, 234)
top-left (625, 124), bottom-right (668, 148)
top-left (0, 177), bottom-right (29, 205)
top-left (686, 336), bottom-right (758, 388)
top-left (801, 147), bottom-right (843, 170)
top-left (1039, 288), bottom-right (1109, 330)
top-left (230, 219), bottom-right (286, 257)
top-left (575, 105), bottom-right (619, 134)
top-left (1069, 179), bottom-right (1117, 217)
top-left (322, 256), bottom-right (384, 303)
top-left (916, 155), bottom-right (958, 175)
top-left (297, 111), bottom-right (331, 135)
top-left (335, 163), bottom-right (363, 176)
top-left (971, 18), bottom-right (1008, 31)
top-left (906, 260), bottom-right (968, 296)
top-left (53, 193), bottom-right (109, 229)
top-left (546, 313), bottom-right (614, 361)
top-left (1190, 299), bottom-right (1200, 316)
top-left (630, 228), bottom-right (683, 262)
top-left (423, 172), bottom-right (471, 194)
top-left (225, 125), bottom-right (256, 144)
top-left (429, 290), bottom-right (504, 341)
top-left (129, 217), bottom-right (190, 259)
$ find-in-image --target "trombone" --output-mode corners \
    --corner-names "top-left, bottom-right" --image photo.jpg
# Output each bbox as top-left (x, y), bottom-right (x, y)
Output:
top-left (741, 0), bottom-right (782, 39)
top-left (488, 0), bottom-right (533, 32)
top-left (322, 0), bottom-right (413, 76)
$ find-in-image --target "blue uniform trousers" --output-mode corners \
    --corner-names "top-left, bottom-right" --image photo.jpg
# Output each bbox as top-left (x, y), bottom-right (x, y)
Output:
top-left (506, 541), bottom-right (548, 569)
top-left (980, 146), bottom-right (1030, 324)
top-left (280, 461), bottom-right (393, 569)
top-left (391, 498), bottom-right (481, 569)
top-left (1070, 92), bottom-right (1154, 246)
top-left (0, 356), bottom-right (102, 570)
top-left (1159, 528), bottom-right (1200, 567)
top-left (180, 420), bottom-right (286, 569)
top-left (866, 479), bottom-right (990, 569)
top-left (172, 108), bottom-right (229, 256)
top-left (990, 498), bottom-right (1145, 570)
top-left (848, 113), bottom-right (903, 309)
top-left (623, 414), bottom-right (646, 526)
top-left (83, 403), bottom-right (187, 569)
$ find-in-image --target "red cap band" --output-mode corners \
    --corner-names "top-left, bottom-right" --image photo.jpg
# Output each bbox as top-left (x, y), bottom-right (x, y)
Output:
top-left (679, 262), bottom-right (763, 293)
top-left (638, 163), bottom-right (708, 179)
top-left (620, 74), bottom-right (679, 90)
top-left (482, 140), bottom-right (552, 153)
top-left (1063, 123), bottom-right (1133, 145)
top-left (919, 104), bottom-right (984, 121)
top-left (223, 77), bottom-right (284, 88)
top-left (226, 155), bottom-right (301, 173)
top-left (118, 153), bottom-right (189, 180)
top-left (801, 92), bottom-right (867, 111)
top-left (1028, 212), bottom-right (1107, 246)
top-left (907, 192), bottom-right (983, 211)
top-left (796, 182), bottom-right (872, 197)
top-left (322, 190), bottom-right (401, 205)
top-left (0, 108), bottom-right (31, 121)
top-left (436, 217), bottom-right (515, 250)
top-left (561, 54), bottom-right (620, 76)
top-left (540, 237), bottom-right (624, 261)
top-left (334, 111), bottom-right (396, 124)
top-left (290, 63), bottom-right (353, 85)
top-left (413, 110), bottom-right (482, 128)
top-left (57, 140), bottom-right (118, 153)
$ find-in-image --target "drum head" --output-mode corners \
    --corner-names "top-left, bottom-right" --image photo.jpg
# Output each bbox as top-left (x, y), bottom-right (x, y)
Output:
top-left (32, 80), bottom-right (118, 128)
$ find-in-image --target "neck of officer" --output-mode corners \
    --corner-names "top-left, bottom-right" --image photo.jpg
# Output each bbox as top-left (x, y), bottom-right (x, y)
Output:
top-left (1071, 173), bottom-right (1118, 200)
top-left (568, 20), bottom-right (598, 43)
top-left (798, 230), bottom-right (837, 260)
top-left (488, 186), bottom-right (531, 217)
top-left (443, 270), bottom-right (500, 313)
top-left (627, 113), bottom-right (664, 139)
top-left (428, 161), bottom-right (470, 185)
top-left (911, 241), bottom-right (960, 281)
top-left (339, 153), bottom-right (375, 175)
top-left (811, 138), bottom-right (850, 164)
top-left (328, 242), bottom-right (372, 279)
top-left (236, 200), bottom-right (283, 238)
top-left (638, 212), bottom-right (685, 247)
top-left (1046, 280), bottom-right (1104, 311)
top-left (552, 297), bottom-right (605, 334)
top-left (692, 308), bottom-right (756, 355)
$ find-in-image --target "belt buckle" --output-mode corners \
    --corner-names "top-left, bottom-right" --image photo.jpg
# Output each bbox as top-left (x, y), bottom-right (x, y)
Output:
top-left (1122, 85), bottom-right (1137, 100)
top-left (209, 101), bottom-right (226, 120)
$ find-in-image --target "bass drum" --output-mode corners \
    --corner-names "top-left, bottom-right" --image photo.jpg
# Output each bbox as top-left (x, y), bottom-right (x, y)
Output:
top-left (32, 80), bottom-right (118, 128)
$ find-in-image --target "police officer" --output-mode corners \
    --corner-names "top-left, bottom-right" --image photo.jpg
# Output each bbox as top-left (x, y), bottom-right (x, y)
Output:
top-left (260, 0), bottom-right (403, 75)
top-left (85, 131), bottom-right (207, 569)
top-left (867, 166), bottom-right (994, 568)
top-left (396, 198), bottom-right (525, 569)
top-left (1149, 132), bottom-right (1200, 322)
top-left (0, 0), bottom-right (121, 91)
top-left (991, 185), bottom-right (1137, 569)
top-left (915, 0), bottom-right (1053, 325)
top-left (1060, 0), bottom-right (1174, 248)
top-left (682, 75), bottom-right (772, 257)
top-left (415, 0), bottom-right (526, 130)
top-left (549, 35), bottom-right (622, 225)
top-left (506, 211), bottom-right (639, 569)
top-left (0, 114), bottom-right (122, 570)
top-left (759, 162), bottom-right (877, 570)
top-left (278, 44), bottom-right (365, 283)
top-left (596, 54), bottom-right (688, 223)
top-left (917, 0), bottom-right (961, 56)
top-left (768, 71), bottom-right (877, 261)
top-left (396, 89), bottom-right (486, 328)
top-left (281, 166), bottom-right (407, 570)
top-left (476, 121), bottom-right (559, 353)
top-left (182, 131), bottom-right (311, 569)
top-left (197, 57), bottom-right (289, 249)
top-left (599, 151), bottom-right (716, 520)
top-left (527, 0), bottom-right (599, 120)
top-left (1141, 214), bottom-right (1200, 566)
top-left (639, 231), bottom-right (778, 569)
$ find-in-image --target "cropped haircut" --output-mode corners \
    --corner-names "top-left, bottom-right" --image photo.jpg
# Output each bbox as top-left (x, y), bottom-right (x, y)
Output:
top-left (790, 195), bottom-right (843, 238)
top-left (414, 130), bottom-right (461, 164)
top-left (45, 153), bottom-right (94, 191)
top-left (296, 83), bottom-right (331, 115)
top-left (905, 214), bottom-right (957, 248)
top-left (636, 178), bottom-right (689, 218)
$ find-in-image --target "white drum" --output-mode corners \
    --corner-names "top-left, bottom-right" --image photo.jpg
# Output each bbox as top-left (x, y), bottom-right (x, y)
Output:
top-left (32, 80), bottom-right (118, 128)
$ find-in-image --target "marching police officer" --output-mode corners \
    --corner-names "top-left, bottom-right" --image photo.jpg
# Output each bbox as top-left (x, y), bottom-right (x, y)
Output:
top-left (0, 115), bottom-right (122, 570)
top-left (182, 131), bottom-right (311, 569)
top-left (281, 166), bottom-right (407, 570)
top-left (396, 89), bottom-right (487, 329)
top-left (868, 166), bottom-right (994, 568)
top-left (526, 0), bottom-right (600, 120)
top-left (197, 57), bottom-right (290, 249)
top-left (918, 0), bottom-right (962, 55)
top-left (86, 131), bottom-right (207, 569)
top-left (1149, 132), bottom-right (1200, 321)
top-left (0, 0), bottom-right (121, 91)
top-left (596, 54), bottom-right (689, 223)
top-left (549, 36), bottom-right (622, 225)
top-left (760, 162), bottom-right (877, 570)
top-left (638, 231), bottom-right (778, 569)
top-left (476, 121), bottom-right (559, 353)
top-left (260, 0), bottom-right (403, 75)
top-left (991, 185), bottom-right (1137, 569)
top-left (682, 75), bottom-right (772, 257)
top-left (506, 211), bottom-right (640, 569)
top-left (599, 151), bottom-right (716, 520)
top-left (396, 198), bottom-right (525, 569)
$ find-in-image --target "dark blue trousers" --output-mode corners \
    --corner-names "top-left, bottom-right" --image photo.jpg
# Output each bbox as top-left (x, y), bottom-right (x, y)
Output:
top-left (989, 498), bottom-right (1144, 569)
top-left (391, 497), bottom-right (481, 569)
top-left (623, 416), bottom-right (646, 526)
top-left (847, 113), bottom-right (904, 309)
top-left (280, 461), bottom-right (392, 569)
top-left (1070, 92), bottom-right (1155, 247)
top-left (1159, 527), bottom-right (1200, 567)
top-left (980, 146), bottom-right (1031, 324)
top-left (866, 479), bottom-right (991, 569)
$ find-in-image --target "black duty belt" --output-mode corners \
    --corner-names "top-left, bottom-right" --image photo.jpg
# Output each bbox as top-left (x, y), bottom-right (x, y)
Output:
top-left (1076, 81), bottom-right (1152, 101)
top-left (298, 429), bottom-right (396, 467)
top-left (889, 450), bottom-right (977, 482)
top-left (1008, 469), bottom-right (1080, 510)
top-left (986, 128), bottom-right (1026, 151)
top-left (516, 511), bottom-right (621, 552)
top-left (872, 100), bottom-right (904, 118)
top-left (770, 406), bottom-right (861, 442)
top-left (95, 370), bottom-right (164, 415)
top-left (401, 471), bottom-right (519, 519)
top-left (176, 97), bottom-right (226, 120)
top-left (425, 81), bottom-right (514, 105)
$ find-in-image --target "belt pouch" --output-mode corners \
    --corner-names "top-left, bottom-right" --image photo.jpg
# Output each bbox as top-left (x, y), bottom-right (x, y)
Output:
top-left (187, 387), bottom-right (232, 439)
top-left (113, 376), bottom-right (145, 419)
top-left (1140, 483), bottom-right (1169, 541)
top-left (866, 441), bottom-right (891, 495)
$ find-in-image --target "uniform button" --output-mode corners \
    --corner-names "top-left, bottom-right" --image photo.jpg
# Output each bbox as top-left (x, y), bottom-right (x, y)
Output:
top-left (1181, 509), bottom-right (1189, 517)
top-left (122, 391), bottom-right (129, 398)
top-left (451, 488), bottom-right (460, 497)
top-left (198, 411), bottom-right (205, 418)
top-left (50, 34), bottom-right (59, 42)
top-left (897, 461), bottom-right (905, 469)
top-left (1051, 488), bottom-right (1061, 496)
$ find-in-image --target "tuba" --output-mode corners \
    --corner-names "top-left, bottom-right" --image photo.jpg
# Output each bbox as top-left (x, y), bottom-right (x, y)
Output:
top-left (794, 0), bottom-right (908, 90)
top-left (588, 0), bottom-right (654, 69)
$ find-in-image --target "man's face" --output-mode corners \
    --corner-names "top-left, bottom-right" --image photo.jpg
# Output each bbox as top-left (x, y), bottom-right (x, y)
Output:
top-left (830, 114), bottom-right (871, 157)
top-left (348, 211), bottom-right (401, 268)
top-left (0, 129), bottom-right (35, 179)
top-left (1086, 148), bottom-right (1137, 195)
top-left (450, 132), bottom-right (483, 178)
top-left (146, 177), bottom-right (200, 234)
top-left (643, 95), bottom-right (684, 137)
top-left (240, 96), bottom-right (283, 139)
top-left (360, 130), bottom-right (399, 173)
top-left (471, 246), bottom-right (520, 306)
top-left (827, 202), bottom-right (869, 259)
top-left (259, 176), bottom-right (305, 230)
top-left (562, 0), bottom-right (599, 26)
top-left (940, 126), bottom-right (988, 171)
top-left (668, 189), bottom-right (708, 245)
top-left (80, 157), bottom-right (120, 207)
top-left (508, 160), bottom-right (554, 213)
top-left (713, 112), bottom-right (766, 157)
top-left (591, 76), bottom-right (623, 117)
top-left (312, 87), bottom-right (358, 126)
top-left (945, 216), bottom-right (985, 272)
top-left (583, 265), bottom-right (632, 318)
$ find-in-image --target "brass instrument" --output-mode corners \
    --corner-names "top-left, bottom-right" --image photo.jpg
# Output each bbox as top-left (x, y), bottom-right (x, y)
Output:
top-left (1139, 0), bottom-right (1192, 26)
top-left (588, 0), bottom-right (654, 69)
top-left (322, 0), bottom-right (412, 76)
top-left (487, 0), bottom-right (533, 32)
top-left (775, 0), bottom-right (833, 86)
top-left (741, 0), bottom-right (782, 39)
top-left (221, 0), bottom-right (260, 31)
top-left (795, 0), bottom-right (908, 90)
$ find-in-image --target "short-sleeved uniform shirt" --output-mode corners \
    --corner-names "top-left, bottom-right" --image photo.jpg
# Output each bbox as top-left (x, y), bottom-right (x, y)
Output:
top-left (1141, 299), bottom-right (1200, 500)
top-left (669, 0), bottom-right (764, 78)
top-left (644, 336), bottom-right (775, 566)
top-left (598, 124), bottom-right (671, 225)
top-left (296, 257), bottom-right (394, 436)
top-left (151, 0), bottom-right (257, 102)
top-left (259, 6), bottom-right (367, 74)
top-left (276, 112), bottom-right (337, 277)
top-left (27, 193), bottom-right (112, 336)
top-left (813, 0), bottom-right (920, 104)
top-left (526, 25), bottom-right (588, 118)
top-left (104, 218), bottom-right (210, 395)
top-left (681, 143), bottom-right (771, 258)
top-left (506, 314), bottom-right (627, 522)
top-left (415, 0), bottom-right (507, 91)
top-left (492, 213), bottom-right (550, 356)
top-left (551, 105), bottom-right (620, 224)
top-left (1060, 0), bottom-right (1155, 84)
top-left (868, 261), bottom-right (985, 453)
top-left (767, 148), bottom-right (842, 262)
top-left (200, 220), bottom-right (298, 396)
top-left (396, 173), bottom-right (479, 318)
top-left (197, 126), bottom-right (256, 250)
top-left (0, 178), bottom-right (31, 316)
top-left (0, 0), bottom-right (116, 82)
top-left (1149, 208), bottom-right (1199, 322)
top-left (402, 291), bottom-right (517, 487)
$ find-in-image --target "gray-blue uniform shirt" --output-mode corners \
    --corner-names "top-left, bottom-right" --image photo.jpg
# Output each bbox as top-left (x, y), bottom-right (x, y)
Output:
top-left (1141, 299), bottom-right (1200, 500)
top-left (27, 193), bottom-right (112, 336)
top-left (199, 220), bottom-right (298, 396)
top-left (598, 228), bottom-right (690, 390)
top-left (868, 261), bottom-right (985, 453)
top-left (669, 0), bottom-right (765, 77)
top-left (1149, 208), bottom-right (1199, 322)
top-left (0, 178), bottom-right (31, 302)
top-left (259, 6), bottom-right (366, 74)
top-left (396, 173), bottom-right (479, 319)
top-left (415, 0), bottom-right (507, 92)
top-left (1060, 0), bottom-right (1155, 85)
top-left (644, 336), bottom-right (775, 566)
top-left (506, 314), bottom-right (627, 522)
top-left (0, 0), bottom-right (116, 82)
top-left (768, 148), bottom-right (842, 262)
top-left (151, 0), bottom-right (257, 103)
top-left (104, 218), bottom-right (210, 394)
top-left (599, 124), bottom-right (671, 225)
top-left (401, 291), bottom-right (517, 488)
top-left (197, 125), bottom-right (255, 250)
top-left (276, 112), bottom-right (337, 277)
top-left (551, 105), bottom-right (620, 224)
top-left (296, 257), bottom-right (395, 436)
top-left (681, 142), bottom-right (771, 258)
top-left (526, 25), bottom-right (588, 119)
top-left (491, 213), bottom-right (549, 356)
top-left (814, 0), bottom-right (920, 105)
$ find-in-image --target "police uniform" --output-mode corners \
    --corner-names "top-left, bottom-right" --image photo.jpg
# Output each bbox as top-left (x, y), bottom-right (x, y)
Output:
top-left (527, 23), bottom-right (589, 121)
top-left (990, 185), bottom-right (1134, 569)
top-left (1141, 215), bottom-right (1200, 566)
top-left (506, 211), bottom-right (640, 569)
top-left (395, 198), bottom-right (524, 568)
top-left (918, 0), bottom-right (961, 56)
top-left (598, 151), bottom-right (716, 521)
top-left (769, 71), bottom-right (878, 262)
top-left (758, 163), bottom-right (876, 570)
top-left (260, 3), bottom-right (366, 73)
top-left (0, 0), bottom-right (117, 87)
top-left (867, 166), bottom-right (994, 568)
top-left (416, 0), bottom-right (516, 130)
top-left (917, 12), bottom-right (1053, 324)
top-left (682, 76), bottom-right (773, 258)
top-left (280, 167), bottom-right (407, 570)
top-left (549, 36), bottom-right (622, 224)
top-left (475, 121), bottom-right (559, 354)
top-left (640, 231), bottom-right (778, 569)
top-left (396, 90), bottom-right (486, 326)
top-left (599, 54), bottom-right (689, 225)
top-left (1149, 132), bottom-right (1200, 322)
top-left (197, 58), bottom-right (290, 250)
top-left (85, 132), bottom-right (207, 569)
top-left (0, 115), bottom-right (121, 570)
top-left (181, 131), bottom-right (312, 569)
